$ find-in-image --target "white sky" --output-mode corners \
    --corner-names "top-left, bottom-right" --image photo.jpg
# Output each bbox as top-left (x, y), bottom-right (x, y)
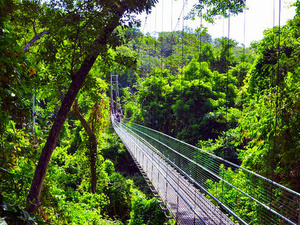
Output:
top-left (138, 0), bottom-right (296, 46)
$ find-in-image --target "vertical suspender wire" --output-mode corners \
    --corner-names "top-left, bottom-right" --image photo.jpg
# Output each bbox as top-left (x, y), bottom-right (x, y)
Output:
top-left (265, 0), bottom-right (281, 218)
top-left (140, 16), bottom-right (147, 107)
top-left (199, 11), bottom-right (203, 59)
top-left (265, 0), bottom-right (277, 216)
top-left (222, 13), bottom-right (225, 38)
top-left (171, 0), bottom-right (173, 32)
top-left (161, 0), bottom-right (164, 76)
top-left (150, 9), bottom-right (155, 187)
top-left (143, 14), bottom-right (149, 118)
top-left (143, 15), bottom-right (148, 75)
top-left (222, 10), bottom-right (230, 206)
top-left (194, 8), bottom-right (203, 224)
top-left (143, 15), bottom-right (147, 34)
top-left (155, 5), bottom-right (157, 66)
top-left (271, 0), bottom-right (282, 217)
top-left (270, 0), bottom-right (277, 91)
top-left (238, 2), bottom-right (246, 138)
top-left (194, 6), bottom-right (202, 115)
top-left (181, 0), bottom-right (185, 78)
top-left (237, 0), bottom-right (247, 212)
top-left (147, 8), bottom-right (154, 187)
top-left (220, 14), bottom-right (226, 201)
top-left (242, 1), bottom-right (246, 89)
top-left (198, 8), bottom-right (203, 93)
top-left (273, 0), bottom-right (282, 179)
top-left (176, 0), bottom-right (185, 218)
top-left (153, 6), bottom-right (158, 130)
top-left (165, 0), bottom-right (173, 207)
top-left (159, 0), bottom-right (164, 132)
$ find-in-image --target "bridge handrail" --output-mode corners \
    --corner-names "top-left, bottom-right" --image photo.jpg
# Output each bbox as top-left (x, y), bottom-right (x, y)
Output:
top-left (120, 120), bottom-right (300, 225)
top-left (122, 122), bottom-right (296, 225)
top-left (128, 121), bottom-right (300, 197)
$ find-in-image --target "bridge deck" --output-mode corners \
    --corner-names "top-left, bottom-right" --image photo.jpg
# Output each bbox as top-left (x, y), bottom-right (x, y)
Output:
top-left (113, 122), bottom-right (236, 225)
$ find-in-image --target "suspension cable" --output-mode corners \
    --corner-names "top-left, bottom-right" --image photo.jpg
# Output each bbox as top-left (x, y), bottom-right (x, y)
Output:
top-left (272, 0), bottom-right (282, 186)
top-left (174, 0), bottom-right (188, 31)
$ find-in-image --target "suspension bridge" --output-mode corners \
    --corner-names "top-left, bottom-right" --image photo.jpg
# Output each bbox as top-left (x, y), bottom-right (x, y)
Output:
top-left (108, 0), bottom-right (300, 223)
top-left (110, 71), bottom-right (300, 225)
top-left (110, 47), bottom-right (300, 224)
top-left (112, 118), bottom-right (300, 225)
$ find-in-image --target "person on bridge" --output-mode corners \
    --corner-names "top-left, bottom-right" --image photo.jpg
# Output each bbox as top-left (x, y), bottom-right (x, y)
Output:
top-left (115, 112), bottom-right (120, 122)
top-left (114, 109), bottom-right (123, 123)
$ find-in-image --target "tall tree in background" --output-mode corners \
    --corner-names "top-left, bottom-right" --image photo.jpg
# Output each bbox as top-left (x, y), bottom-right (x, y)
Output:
top-left (23, 0), bottom-right (157, 213)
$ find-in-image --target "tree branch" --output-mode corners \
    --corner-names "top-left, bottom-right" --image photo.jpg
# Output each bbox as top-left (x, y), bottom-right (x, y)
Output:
top-left (33, 20), bottom-right (37, 36)
top-left (73, 99), bottom-right (96, 139)
top-left (23, 30), bottom-right (50, 53)
top-left (73, 99), bottom-right (97, 193)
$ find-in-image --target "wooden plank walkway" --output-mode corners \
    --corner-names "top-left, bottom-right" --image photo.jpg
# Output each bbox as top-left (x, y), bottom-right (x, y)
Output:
top-left (113, 123), bottom-right (237, 225)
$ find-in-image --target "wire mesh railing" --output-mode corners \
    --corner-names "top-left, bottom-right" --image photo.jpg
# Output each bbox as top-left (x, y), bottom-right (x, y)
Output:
top-left (115, 119), bottom-right (300, 225)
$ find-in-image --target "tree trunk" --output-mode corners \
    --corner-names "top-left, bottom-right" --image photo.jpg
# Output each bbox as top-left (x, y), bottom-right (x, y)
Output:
top-left (26, 1), bottom-right (144, 212)
top-left (26, 15), bottom-right (121, 211)
top-left (27, 55), bottom-right (97, 212)
top-left (73, 99), bottom-right (97, 193)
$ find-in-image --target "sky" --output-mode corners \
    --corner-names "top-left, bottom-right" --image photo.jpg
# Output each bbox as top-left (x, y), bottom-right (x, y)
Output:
top-left (137, 0), bottom-right (297, 46)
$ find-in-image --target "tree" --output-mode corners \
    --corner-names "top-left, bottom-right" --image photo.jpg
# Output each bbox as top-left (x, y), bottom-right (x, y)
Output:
top-left (25, 0), bottom-right (157, 213)
top-left (211, 37), bottom-right (238, 73)
top-left (189, 0), bottom-right (246, 23)
top-left (73, 99), bottom-right (98, 193)
top-left (240, 14), bottom-right (300, 189)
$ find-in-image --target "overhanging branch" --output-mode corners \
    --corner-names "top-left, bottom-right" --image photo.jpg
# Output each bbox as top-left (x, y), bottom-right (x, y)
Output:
top-left (23, 30), bottom-right (50, 53)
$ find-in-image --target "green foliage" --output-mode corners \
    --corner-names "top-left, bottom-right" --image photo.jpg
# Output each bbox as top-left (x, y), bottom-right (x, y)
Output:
top-left (0, 121), bottom-right (37, 205)
top-left (118, 8), bottom-right (300, 225)
top-left (122, 87), bottom-right (144, 123)
top-left (114, 46), bottom-right (139, 70)
top-left (104, 159), bottom-right (115, 176)
top-left (127, 53), bottom-right (240, 144)
top-left (0, 5), bottom-right (34, 134)
top-left (0, 199), bottom-right (39, 225)
top-left (211, 37), bottom-right (238, 74)
top-left (206, 165), bottom-right (262, 224)
top-left (1, 0), bottom-right (300, 223)
top-left (295, 0), bottom-right (300, 15)
top-left (197, 108), bottom-right (242, 163)
top-left (104, 173), bottom-right (132, 221)
top-left (189, 0), bottom-right (246, 23)
top-left (0, 115), bottom-right (165, 224)
top-left (128, 196), bottom-right (167, 225)
top-left (236, 15), bottom-right (300, 187)
top-left (228, 62), bottom-right (252, 88)
top-left (248, 15), bottom-right (300, 96)
top-left (198, 43), bottom-right (216, 65)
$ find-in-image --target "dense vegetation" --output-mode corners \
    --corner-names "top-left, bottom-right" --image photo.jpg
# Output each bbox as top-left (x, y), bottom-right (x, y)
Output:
top-left (121, 3), bottom-right (300, 192)
top-left (120, 3), bottom-right (300, 222)
top-left (1, 0), bottom-right (299, 224)
top-left (0, 0), bottom-right (170, 224)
